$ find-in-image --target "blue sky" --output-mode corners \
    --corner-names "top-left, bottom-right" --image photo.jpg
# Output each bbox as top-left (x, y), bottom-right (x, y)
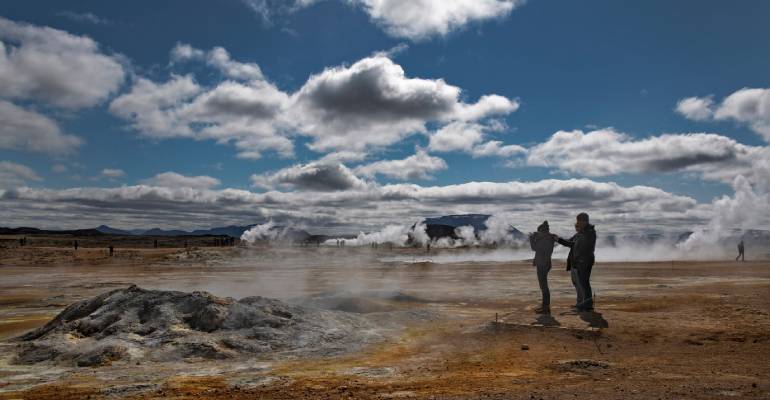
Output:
top-left (0, 0), bottom-right (769, 233)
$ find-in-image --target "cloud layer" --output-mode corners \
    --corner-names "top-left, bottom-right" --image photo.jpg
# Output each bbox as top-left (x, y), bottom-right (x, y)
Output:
top-left (0, 177), bottom-right (705, 233)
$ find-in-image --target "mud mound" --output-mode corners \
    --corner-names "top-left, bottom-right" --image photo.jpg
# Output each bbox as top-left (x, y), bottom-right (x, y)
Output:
top-left (13, 286), bottom-right (384, 367)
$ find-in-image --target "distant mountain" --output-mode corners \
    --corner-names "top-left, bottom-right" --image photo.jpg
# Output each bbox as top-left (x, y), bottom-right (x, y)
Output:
top-left (94, 225), bottom-right (133, 235)
top-left (0, 227), bottom-right (103, 236)
top-left (142, 228), bottom-right (196, 236)
top-left (190, 224), bottom-right (258, 237)
top-left (92, 224), bottom-right (261, 237)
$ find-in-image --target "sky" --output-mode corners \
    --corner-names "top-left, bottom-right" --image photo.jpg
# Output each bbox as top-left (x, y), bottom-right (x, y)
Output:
top-left (0, 0), bottom-right (769, 235)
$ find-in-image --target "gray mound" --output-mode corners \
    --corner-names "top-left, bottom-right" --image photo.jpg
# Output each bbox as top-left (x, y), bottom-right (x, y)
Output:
top-left (13, 285), bottom-right (384, 367)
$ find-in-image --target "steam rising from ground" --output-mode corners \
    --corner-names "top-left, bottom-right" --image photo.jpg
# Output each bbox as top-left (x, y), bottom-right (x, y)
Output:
top-left (240, 220), bottom-right (278, 242)
top-left (680, 174), bottom-right (770, 251)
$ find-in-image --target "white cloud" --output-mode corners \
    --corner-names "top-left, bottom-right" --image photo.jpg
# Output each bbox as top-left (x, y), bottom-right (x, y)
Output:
top-left (108, 75), bottom-right (202, 138)
top-left (251, 162), bottom-right (368, 191)
top-left (0, 16), bottom-right (125, 109)
top-left (101, 168), bottom-right (125, 179)
top-left (677, 88), bottom-right (770, 142)
top-left (171, 43), bottom-right (263, 81)
top-left (713, 88), bottom-right (770, 141)
top-left (428, 120), bottom-right (524, 158)
top-left (142, 172), bottom-right (221, 190)
top-left (239, 0), bottom-right (524, 40)
top-left (354, 149), bottom-right (447, 180)
top-left (109, 75), bottom-right (293, 159)
top-left (113, 50), bottom-right (517, 160)
top-left (291, 54), bottom-right (518, 152)
top-left (0, 161), bottom-right (42, 189)
top-left (346, 0), bottom-right (525, 41)
top-left (471, 140), bottom-right (526, 158)
top-left (428, 121), bottom-right (485, 152)
top-left (0, 100), bottom-right (82, 154)
top-left (675, 96), bottom-right (714, 121)
top-left (526, 128), bottom-right (766, 185)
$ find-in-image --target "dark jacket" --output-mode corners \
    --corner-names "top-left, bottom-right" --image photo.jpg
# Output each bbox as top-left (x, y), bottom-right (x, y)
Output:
top-left (529, 232), bottom-right (555, 268)
top-left (556, 224), bottom-right (596, 271)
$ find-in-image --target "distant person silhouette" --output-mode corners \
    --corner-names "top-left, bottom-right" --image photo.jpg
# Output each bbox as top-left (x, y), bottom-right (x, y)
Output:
top-left (153, 239), bottom-right (158, 249)
top-left (529, 221), bottom-right (556, 314)
top-left (736, 240), bottom-right (745, 262)
top-left (73, 240), bottom-right (78, 251)
top-left (108, 245), bottom-right (114, 257)
top-left (555, 212), bottom-right (597, 312)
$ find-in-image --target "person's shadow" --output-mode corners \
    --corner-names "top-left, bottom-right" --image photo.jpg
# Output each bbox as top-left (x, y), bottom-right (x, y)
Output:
top-left (533, 313), bottom-right (561, 327)
top-left (579, 310), bottom-right (609, 329)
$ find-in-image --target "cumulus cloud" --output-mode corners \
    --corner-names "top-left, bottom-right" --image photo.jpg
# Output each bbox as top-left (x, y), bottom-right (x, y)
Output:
top-left (0, 178), bottom-right (706, 233)
top-left (471, 140), bottom-right (526, 158)
top-left (109, 75), bottom-right (293, 159)
top-left (713, 88), bottom-right (770, 141)
top-left (354, 149), bottom-right (447, 180)
top-left (292, 55), bottom-right (518, 152)
top-left (527, 128), bottom-right (766, 185)
top-left (113, 49), bottom-right (516, 160)
top-left (0, 161), bottom-right (42, 189)
top-left (677, 88), bottom-right (770, 142)
top-left (251, 162), bottom-right (368, 191)
top-left (0, 100), bottom-right (82, 154)
top-left (0, 16), bottom-right (125, 109)
top-left (427, 120), bottom-right (523, 157)
top-left (675, 96), bottom-right (714, 121)
top-left (141, 171), bottom-right (221, 190)
top-left (428, 121), bottom-right (485, 152)
top-left (346, 0), bottom-right (525, 41)
top-left (239, 0), bottom-right (524, 40)
top-left (171, 43), bottom-right (264, 81)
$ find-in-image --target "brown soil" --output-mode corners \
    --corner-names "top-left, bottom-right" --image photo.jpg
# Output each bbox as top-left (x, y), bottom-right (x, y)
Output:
top-left (0, 241), bottom-right (768, 399)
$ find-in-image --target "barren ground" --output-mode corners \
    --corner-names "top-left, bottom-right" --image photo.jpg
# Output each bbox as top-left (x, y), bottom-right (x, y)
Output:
top-left (0, 237), bottom-right (768, 399)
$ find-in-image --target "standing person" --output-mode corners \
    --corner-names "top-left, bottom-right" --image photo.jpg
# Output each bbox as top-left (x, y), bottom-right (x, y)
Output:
top-left (736, 240), bottom-right (745, 262)
top-left (555, 213), bottom-right (597, 312)
top-left (73, 240), bottom-right (79, 251)
top-left (108, 245), bottom-right (114, 257)
top-left (529, 221), bottom-right (556, 314)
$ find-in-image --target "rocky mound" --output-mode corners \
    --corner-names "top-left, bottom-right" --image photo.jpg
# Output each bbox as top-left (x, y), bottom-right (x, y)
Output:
top-left (13, 286), bottom-right (384, 367)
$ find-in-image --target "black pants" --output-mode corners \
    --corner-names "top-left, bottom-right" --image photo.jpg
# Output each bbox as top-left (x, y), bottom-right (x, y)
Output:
top-left (571, 263), bottom-right (593, 309)
top-left (536, 265), bottom-right (551, 307)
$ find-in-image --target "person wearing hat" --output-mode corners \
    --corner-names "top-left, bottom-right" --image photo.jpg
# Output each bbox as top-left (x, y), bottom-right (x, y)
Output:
top-left (529, 220), bottom-right (556, 314)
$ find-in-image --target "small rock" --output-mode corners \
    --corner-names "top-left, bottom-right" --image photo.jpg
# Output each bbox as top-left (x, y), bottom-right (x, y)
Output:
top-left (521, 344), bottom-right (530, 351)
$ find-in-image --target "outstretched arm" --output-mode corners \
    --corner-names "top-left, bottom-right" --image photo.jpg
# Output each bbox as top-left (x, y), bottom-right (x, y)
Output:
top-left (556, 235), bottom-right (574, 248)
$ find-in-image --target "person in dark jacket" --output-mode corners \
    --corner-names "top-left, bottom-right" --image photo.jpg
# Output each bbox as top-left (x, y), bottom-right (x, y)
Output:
top-left (529, 221), bottom-right (556, 314)
top-left (736, 240), bottom-right (745, 262)
top-left (555, 212), bottom-right (597, 311)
